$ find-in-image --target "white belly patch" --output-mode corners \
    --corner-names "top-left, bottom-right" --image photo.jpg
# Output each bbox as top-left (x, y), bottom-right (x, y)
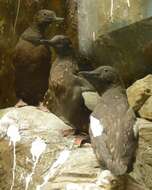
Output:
top-left (90, 115), bottom-right (103, 137)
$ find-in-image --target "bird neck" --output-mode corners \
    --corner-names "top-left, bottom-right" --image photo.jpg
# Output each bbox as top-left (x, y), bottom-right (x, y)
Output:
top-left (56, 49), bottom-right (75, 59)
top-left (32, 22), bottom-right (49, 36)
top-left (101, 85), bottom-right (127, 100)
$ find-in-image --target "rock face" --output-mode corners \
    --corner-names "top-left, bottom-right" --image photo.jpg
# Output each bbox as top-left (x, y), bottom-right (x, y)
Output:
top-left (127, 75), bottom-right (152, 119)
top-left (0, 41), bottom-right (16, 108)
top-left (139, 96), bottom-right (152, 120)
top-left (127, 75), bottom-right (152, 189)
top-left (0, 106), bottom-right (72, 190)
top-left (0, 106), bottom-right (100, 190)
top-left (65, 0), bottom-right (78, 49)
top-left (0, 105), bottom-right (150, 190)
top-left (91, 18), bottom-right (152, 86)
top-left (132, 118), bottom-right (152, 189)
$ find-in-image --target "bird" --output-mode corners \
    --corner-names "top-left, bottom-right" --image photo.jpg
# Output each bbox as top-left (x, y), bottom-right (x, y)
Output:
top-left (12, 9), bottom-right (63, 106)
top-left (79, 66), bottom-right (137, 178)
top-left (44, 35), bottom-right (95, 134)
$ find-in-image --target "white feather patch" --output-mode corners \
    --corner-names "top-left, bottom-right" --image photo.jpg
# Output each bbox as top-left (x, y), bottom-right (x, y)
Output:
top-left (90, 115), bottom-right (103, 137)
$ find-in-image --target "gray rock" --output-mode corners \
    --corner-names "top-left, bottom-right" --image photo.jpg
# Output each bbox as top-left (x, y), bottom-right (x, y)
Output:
top-left (127, 75), bottom-right (152, 111)
top-left (0, 106), bottom-right (73, 190)
top-left (0, 106), bottom-right (149, 190)
top-left (131, 118), bottom-right (152, 190)
top-left (139, 96), bottom-right (152, 121)
top-left (82, 91), bottom-right (100, 111)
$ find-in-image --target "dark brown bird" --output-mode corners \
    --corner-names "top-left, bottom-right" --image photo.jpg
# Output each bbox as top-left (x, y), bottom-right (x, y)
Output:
top-left (44, 35), bottom-right (94, 133)
top-left (13, 10), bottom-right (63, 106)
top-left (79, 66), bottom-right (137, 176)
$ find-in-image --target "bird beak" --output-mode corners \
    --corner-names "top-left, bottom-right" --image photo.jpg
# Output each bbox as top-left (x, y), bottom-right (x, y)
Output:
top-left (79, 71), bottom-right (91, 78)
top-left (46, 16), bottom-right (64, 23)
top-left (47, 39), bottom-right (56, 47)
top-left (54, 16), bottom-right (64, 22)
top-left (38, 39), bottom-right (55, 47)
top-left (79, 70), bottom-right (96, 78)
top-left (78, 70), bottom-right (99, 83)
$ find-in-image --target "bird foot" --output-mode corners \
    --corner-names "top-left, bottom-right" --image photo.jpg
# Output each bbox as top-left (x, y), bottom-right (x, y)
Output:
top-left (37, 102), bottom-right (50, 112)
top-left (62, 129), bottom-right (90, 147)
top-left (15, 99), bottom-right (28, 108)
top-left (74, 134), bottom-right (90, 147)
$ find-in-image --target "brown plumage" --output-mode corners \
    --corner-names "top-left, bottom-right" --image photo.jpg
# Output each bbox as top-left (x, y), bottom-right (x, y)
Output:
top-left (44, 35), bottom-right (94, 133)
top-left (79, 66), bottom-right (137, 175)
top-left (13, 10), bottom-right (63, 105)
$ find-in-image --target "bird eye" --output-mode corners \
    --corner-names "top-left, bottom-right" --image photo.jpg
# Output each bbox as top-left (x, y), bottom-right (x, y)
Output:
top-left (104, 69), bottom-right (108, 72)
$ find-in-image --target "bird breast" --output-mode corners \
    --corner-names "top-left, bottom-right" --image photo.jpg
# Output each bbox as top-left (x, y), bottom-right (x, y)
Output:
top-left (13, 39), bottom-right (51, 69)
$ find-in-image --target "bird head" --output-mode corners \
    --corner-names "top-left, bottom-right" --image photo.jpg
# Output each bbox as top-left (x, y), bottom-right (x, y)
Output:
top-left (79, 66), bottom-right (123, 93)
top-left (48, 35), bottom-right (74, 56)
top-left (33, 9), bottom-right (64, 26)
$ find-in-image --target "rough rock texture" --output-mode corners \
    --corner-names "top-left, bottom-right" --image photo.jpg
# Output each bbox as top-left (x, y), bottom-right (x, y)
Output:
top-left (127, 75), bottom-right (152, 189)
top-left (127, 75), bottom-right (152, 112)
top-left (65, 0), bottom-right (78, 49)
top-left (0, 106), bottom-right (101, 190)
top-left (0, 106), bottom-right (149, 190)
top-left (92, 17), bottom-right (152, 86)
top-left (82, 91), bottom-right (101, 111)
top-left (0, 106), bottom-right (73, 190)
top-left (132, 118), bottom-right (152, 190)
top-left (139, 96), bottom-right (152, 120)
top-left (0, 41), bottom-right (17, 108)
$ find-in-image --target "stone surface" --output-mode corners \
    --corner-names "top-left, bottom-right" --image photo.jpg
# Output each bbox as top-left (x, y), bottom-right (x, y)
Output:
top-left (0, 106), bottom-right (73, 190)
top-left (0, 106), bottom-right (149, 190)
top-left (78, 0), bottom-right (150, 55)
top-left (0, 106), bottom-right (102, 190)
top-left (139, 96), bottom-right (152, 120)
top-left (131, 118), bottom-right (152, 190)
top-left (82, 91), bottom-right (101, 111)
top-left (65, 0), bottom-right (78, 49)
top-left (127, 75), bottom-right (152, 111)
top-left (92, 18), bottom-right (152, 86)
top-left (43, 146), bottom-right (101, 190)
top-left (0, 41), bottom-right (17, 108)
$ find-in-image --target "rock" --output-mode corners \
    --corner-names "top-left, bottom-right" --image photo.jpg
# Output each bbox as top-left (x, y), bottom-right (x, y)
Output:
top-left (65, 0), bottom-right (78, 49)
top-left (0, 41), bottom-right (17, 108)
top-left (0, 106), bottom-right (102, 190)
top-left (82, 91), bottom-right (100, 111)
top-left (0, 106), bottom-right (73, 190)
top-left (131, 118), bottom-right (152, 190)
top-left (127, 74), bottom-right (152, 121)
top-left (43, 146), bottom-right (101, 190)
top-left (0, 106), bottom-right (149, 190)
top-left (138, 96), bottom-right (152, 120)
top-left (90, 16), bottom-right (152, 86)
top-left (127, 75), bottom-right (152, 111)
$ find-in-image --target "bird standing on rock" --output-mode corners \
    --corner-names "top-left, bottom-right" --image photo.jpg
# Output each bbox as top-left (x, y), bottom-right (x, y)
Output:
top-left (79, 66), bottom-right (137, 183)
top-left (44, 35), bottom-right (95, 134)
top-left (13, 10), bottom-right (63, 106)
